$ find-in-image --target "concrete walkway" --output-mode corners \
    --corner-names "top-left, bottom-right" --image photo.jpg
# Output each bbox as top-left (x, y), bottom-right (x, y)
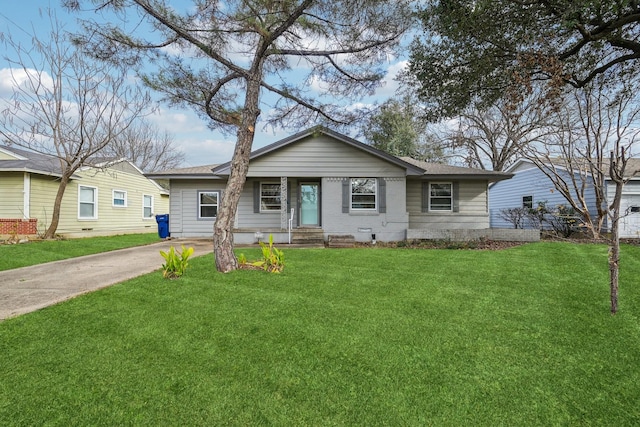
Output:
top-left (0, 239), bottom-right (213, 321)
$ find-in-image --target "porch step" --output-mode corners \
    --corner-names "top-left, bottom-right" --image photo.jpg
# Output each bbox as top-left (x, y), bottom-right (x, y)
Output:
top-left (291, 229), bottom-right (325, 245)
top-left (327, 234), bottom-right (356, 248)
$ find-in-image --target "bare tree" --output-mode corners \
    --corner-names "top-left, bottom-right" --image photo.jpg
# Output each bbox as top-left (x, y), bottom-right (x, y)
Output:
top-left (606, 102), bottom-right (640, 315)
top-left (0, 10), bottom-right (152, 238)
top-left (104, 119), bottom-right (184, 172)
top-left (66, 0), bottom-right (412, 272)
top-left (446, 94), bottom-right (553, 171)
top-left (526, 73), bottom-right (640, 242)
top-left (527, 72), bottom-right (640, 313)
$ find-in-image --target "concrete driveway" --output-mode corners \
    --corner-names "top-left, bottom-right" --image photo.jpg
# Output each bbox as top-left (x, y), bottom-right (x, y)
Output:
top-left (0, 239), bottom-right (213, 321)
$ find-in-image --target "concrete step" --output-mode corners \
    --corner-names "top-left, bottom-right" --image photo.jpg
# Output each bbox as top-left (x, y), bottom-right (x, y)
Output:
top-left (291, 229), bottom-right (325, 245)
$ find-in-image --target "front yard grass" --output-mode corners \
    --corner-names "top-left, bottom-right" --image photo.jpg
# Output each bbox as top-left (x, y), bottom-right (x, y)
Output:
top-left (0, 233), bottom-right (161, 271)
top-left (1, 242), bottom-right (640, 425)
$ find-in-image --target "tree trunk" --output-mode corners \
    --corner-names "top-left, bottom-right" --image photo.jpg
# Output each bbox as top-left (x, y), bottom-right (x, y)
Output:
top-left (608, 154), bottom-right (625, 315)
top-left (212, 73), bottom-right (263, 273)
top-left (609, 214), bottom-right (620, 315)
top-left (43, 174), bottom-right (71, 239)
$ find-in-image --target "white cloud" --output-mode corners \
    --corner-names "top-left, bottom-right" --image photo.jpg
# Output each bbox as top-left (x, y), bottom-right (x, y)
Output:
top-left (149, 108), bottom-right (207, 134)
top-left (373, 60), bottom-right (408, 98)
top-left (180, 136), bottom-right (236, 166)
top-left (148, 107), bottom-right (284, 166)
top-left (0, 67), bottom-right (53, 97)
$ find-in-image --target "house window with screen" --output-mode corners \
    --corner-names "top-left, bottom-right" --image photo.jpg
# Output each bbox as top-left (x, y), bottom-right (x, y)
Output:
top-left (112, 190), bottom-right (127, 207)
top-left (429, 182), bottom-right (452, 211)
top-left (261, 183), bottom-right (281, 211)
top-left (79, 185), bottom-right (97, 219)
top-left (523, 195), bottom-right (533, 209)
top-left (143, 195), bottom-right (154, 218)
top-left (351, 178), bottom-right (377, 210)
top-left (199, 191), bottom-right (220, 218)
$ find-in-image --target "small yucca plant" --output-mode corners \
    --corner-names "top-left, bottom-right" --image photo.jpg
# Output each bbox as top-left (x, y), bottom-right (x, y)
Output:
top-left (160, 245), bottom-right (194, 279)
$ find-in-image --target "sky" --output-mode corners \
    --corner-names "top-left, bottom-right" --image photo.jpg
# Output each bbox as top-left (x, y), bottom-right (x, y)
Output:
top-left (0, 1), bottom-right (408, 168)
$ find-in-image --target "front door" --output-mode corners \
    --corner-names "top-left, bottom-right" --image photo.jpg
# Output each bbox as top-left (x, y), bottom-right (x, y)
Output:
top-left (300, 183), bottom-right (320, 226)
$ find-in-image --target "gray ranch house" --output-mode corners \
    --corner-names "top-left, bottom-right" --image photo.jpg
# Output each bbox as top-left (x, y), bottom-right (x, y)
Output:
top-left (147, 127), bottom-right (517, 244)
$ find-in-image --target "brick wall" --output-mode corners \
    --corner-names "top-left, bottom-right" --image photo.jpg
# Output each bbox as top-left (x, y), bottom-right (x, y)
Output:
top-left (0, 219), bottom-right (38, 235)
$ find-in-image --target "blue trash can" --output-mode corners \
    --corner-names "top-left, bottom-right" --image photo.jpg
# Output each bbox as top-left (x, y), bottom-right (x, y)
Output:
top-left (155, 214), bottom-right (170, 238)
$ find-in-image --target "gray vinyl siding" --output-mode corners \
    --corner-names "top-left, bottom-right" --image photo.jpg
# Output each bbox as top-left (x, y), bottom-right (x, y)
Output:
top-left (407, 179), bottom-right (490, 229)
top-left (169, 179), bottom-right (226, 238)
top-left (170, 176), bottom-right (409, 241)
top-left (246, 134), bottom-right (406, 178)
top-left (489, 166), bottom-right (598, 228)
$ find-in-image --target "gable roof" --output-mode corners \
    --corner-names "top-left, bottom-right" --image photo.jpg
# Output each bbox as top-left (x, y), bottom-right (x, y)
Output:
top-left (146, 164), bottom-right (223, 179)
top-left (401, 157), bottom-right (513, 181)
top-left (0, 145), bottom-right (77, 179)
top-left (211, 126), bottom-right (427, 176)
top-left (147, 126), bottom-right (514, 181)
top-left (0, 146), bottom-right (167, 193)
top-left (506, 158), bottom-right (640, 180)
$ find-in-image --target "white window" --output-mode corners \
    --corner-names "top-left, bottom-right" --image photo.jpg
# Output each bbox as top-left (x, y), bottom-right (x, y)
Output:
top-left (261, 183), bottom-right (281, 212)
top-left (199, 191), bottom-right (219, 218)
top-left (79, 185), bottom-right (98, 219)
top-left (143, 195), bottom-right (154, 219)
top-left (429, 182), bottom-right (452, 211)
top-left (351, 178), bottom-right (377, 210)
top-left (112, 190), bottom-right (127, 207)
top-left (523, 195), bottom-right (533, 209)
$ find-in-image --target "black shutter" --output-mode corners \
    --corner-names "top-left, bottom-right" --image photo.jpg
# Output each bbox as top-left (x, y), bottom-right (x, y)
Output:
top-left (378, 178), bottom-right (386, 213)
top-left (342, 179), bottom-right (350, 213)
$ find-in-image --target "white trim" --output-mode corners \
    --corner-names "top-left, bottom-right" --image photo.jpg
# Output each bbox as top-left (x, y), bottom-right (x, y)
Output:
top-left (112, 189), bottom-right (128, 207)
top-left (350, 177), bottom-right (377, 211)
top-left (23, 173), bottom-right (30, 219)
top-left (197, 190), bottom-right (220, 219)
top-left (428, 182), bottom-right (453, 212)
top-left (78, 185), bottom-right (98, 220)
top-left (142, 194), bottom-right (154, 219)
top-left (260, 182), bottom-right (282, 213)
top-left (0, 146), bottom-right (27, 160)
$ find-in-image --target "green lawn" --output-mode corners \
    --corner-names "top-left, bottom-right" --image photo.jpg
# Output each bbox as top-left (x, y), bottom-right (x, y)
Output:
top-left (1, 242), bottom-right (640, 425)
top-left (0, 233), bottom-right (161, 271)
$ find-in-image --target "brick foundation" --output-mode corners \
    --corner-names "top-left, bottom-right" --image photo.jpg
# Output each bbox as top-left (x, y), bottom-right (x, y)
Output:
top-left (0, 218), bottom-right (38, 235)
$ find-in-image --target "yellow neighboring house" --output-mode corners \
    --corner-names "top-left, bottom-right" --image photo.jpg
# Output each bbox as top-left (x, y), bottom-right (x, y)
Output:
top-left (0, 145), bottom-right (169, 238)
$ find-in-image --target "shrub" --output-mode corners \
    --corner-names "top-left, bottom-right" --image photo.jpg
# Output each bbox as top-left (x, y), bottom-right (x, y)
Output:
top-left (244, 234), bottom-right (284, 273)
top-left (499, 207), bottom-right (529, 229)
top-left (160, 245), bottom-right (194, 279)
